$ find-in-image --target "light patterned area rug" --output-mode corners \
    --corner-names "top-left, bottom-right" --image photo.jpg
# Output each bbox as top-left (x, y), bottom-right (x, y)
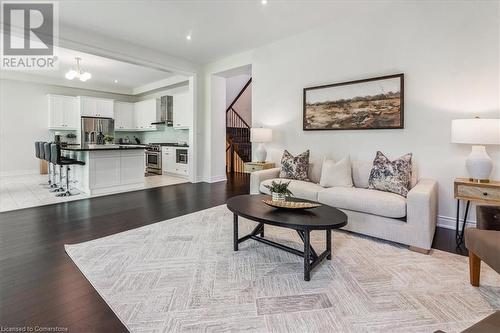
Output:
top-left (65, 205), bottom-right (500, 333)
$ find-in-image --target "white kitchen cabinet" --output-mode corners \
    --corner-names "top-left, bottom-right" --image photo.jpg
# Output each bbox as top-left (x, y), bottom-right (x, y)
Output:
top-left (162, 147), bottom-right (189, 177)
top-left (162, 147), bottom-right (176, 173)
top-left (97, 99), bottom-right (114, 118)
top-left (134, 99), bottom-right (158, 131)
top-left (79, 96), bottom-right (114, 118)
top-left (173, 93), bottom-right (192, 129)
top-left (114, 101), bottom-right (135, 131)
top-left (121, 153), bottom-right (146, 184)
top-left (70, 149), bottom-right (146, 196)
top-left (79, 97), bottom-right (97, 117)
top-left (89, 151), bottom-right (121, 189)
top-left (48, 94), bottom-right (79, 130)
top-left (173, 163), bottom-right (188, 176)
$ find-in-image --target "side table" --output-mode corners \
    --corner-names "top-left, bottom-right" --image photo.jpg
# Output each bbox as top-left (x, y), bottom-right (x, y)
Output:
top-left (454, 178), bottom-right (500, 246)
top-left (244, 162), bottom-right (276, 173)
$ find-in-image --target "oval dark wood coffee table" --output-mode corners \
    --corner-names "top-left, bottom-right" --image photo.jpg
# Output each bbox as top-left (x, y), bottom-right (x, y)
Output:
top-left (226, 194), bottom-right (348, 281)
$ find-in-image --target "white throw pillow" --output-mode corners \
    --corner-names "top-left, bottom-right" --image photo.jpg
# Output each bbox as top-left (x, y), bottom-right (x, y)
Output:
top-left (319, 156), bottom-right (353, 188)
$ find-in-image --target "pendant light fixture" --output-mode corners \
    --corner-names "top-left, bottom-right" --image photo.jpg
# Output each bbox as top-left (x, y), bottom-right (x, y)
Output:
top-left (65, 57), bottom-right (92, 82)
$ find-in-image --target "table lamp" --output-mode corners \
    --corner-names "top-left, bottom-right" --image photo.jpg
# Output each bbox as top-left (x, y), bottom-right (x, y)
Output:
top-left (250, 128), bottom-right (272, 163)
top-left (451, 118), bottom-right (500, 183)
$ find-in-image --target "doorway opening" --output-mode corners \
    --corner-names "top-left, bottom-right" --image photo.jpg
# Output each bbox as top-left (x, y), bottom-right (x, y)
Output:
top-left (225, 73), bottom-right (252, 173)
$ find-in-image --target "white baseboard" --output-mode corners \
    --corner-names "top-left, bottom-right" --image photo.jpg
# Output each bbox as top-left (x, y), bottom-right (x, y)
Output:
top-left (207, 175), bottom-right (227, 183)
top-left (437, 214), bottom-right (476, 230)
top-left (0, 169), bottom-right (39, 177)
top-left (195, 176), bottom-right (227, 183)
top-left (193, 175), bottom-right (207, 183)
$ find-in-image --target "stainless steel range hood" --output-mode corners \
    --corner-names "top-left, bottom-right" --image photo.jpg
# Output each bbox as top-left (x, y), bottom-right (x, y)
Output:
top-left (151, 95), bottom-right (173, 126)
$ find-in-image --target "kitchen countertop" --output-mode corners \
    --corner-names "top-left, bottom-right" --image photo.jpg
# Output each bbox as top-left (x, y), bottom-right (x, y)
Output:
top-left (113, 142), bottom-right (189, 147)
top-left (61, 144), bottom-right (147, 151)
top-left (149, 142), bottom-right (189, 147)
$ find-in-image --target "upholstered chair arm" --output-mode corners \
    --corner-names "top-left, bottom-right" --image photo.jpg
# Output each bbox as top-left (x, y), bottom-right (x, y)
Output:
top-left (476, 205), bottom-right (500, 231)
top-left (249, 168), bottom-right (281, 194)
top-left (406, 179), bottom-right (439, 250)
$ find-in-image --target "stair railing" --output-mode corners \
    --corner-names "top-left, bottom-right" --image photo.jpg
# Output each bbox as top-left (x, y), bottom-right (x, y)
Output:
top-left (226, 78), bottom-right (252, 114)
top-left (226, 138), bottom-right (245, 173)
top-left (226, 78), bottom-right (252, 173)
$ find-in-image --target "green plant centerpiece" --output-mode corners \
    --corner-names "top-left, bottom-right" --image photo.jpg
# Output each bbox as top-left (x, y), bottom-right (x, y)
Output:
top-left (264, 180), bottom-right (293, 202)
top-left (104, 135), bottom-right (114, 144)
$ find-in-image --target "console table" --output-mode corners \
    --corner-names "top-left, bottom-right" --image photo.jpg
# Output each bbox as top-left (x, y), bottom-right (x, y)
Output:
top-left (244, 162), bottom-right (275, 173)
top-left (454, 178), bottom-right (500, 245)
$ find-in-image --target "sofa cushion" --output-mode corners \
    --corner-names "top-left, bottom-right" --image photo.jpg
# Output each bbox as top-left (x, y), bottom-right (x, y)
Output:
top-left (352, 158), bottom-right (418, 189)
top-left (260, 178), bottom-right (323, 202)
top-left (320, 156), bottom-right (353, 188)
top-left (317, 187), bottom-right (407, 218)
top-left (368, 151), bottom-right (413, 197)
top-left (352, 160), bottom-right (373, 189)
top-left (279, 150), bottom-right (310, 181)
top-left (308, 161), bottom-right (322, 184)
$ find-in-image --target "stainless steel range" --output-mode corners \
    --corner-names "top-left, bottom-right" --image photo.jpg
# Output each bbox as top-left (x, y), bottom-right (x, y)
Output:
top-left (145, 144), bottom-right (162, 175)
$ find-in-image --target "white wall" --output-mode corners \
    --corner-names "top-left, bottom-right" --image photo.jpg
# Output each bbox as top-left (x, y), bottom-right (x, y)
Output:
top-left (203, 1), bottom-right (500, 227)
top-left (226, 74), bottom-right (251, 106)
top-left (227, 76), bottom-right (252, 127)
top-left (209, 75), bottom-right (227, 182)
top-left (0, 79), bottom-right (136, 176)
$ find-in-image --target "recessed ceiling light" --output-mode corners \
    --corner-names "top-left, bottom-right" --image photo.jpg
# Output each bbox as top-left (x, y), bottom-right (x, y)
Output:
top-left (114, 79), bottom-right (118, 83)
top-left (186, 34), bottom-right (192, 40)
top-left (261, 0), bottom-right (268, 4)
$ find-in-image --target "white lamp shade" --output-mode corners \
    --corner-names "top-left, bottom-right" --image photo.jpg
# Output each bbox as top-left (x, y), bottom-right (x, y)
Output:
top-left (250, 128), bottom-right (272, 143)
top-left (451, 119), bottom-right (500, 145)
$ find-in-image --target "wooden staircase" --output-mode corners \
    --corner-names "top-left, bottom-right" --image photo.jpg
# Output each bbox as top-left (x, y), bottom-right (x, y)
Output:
top-left (226, 78), bottom-right (252, 173)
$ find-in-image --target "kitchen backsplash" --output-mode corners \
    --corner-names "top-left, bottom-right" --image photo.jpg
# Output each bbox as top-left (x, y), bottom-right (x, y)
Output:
top-left (49, 129), bottom-right (79, 144)
top-left (143, 127), bottom-right (189, 144)
top-left (114, 131), bottom-right (144, 143)
top-left (115, 127), bottom-right (189, 144)
top-left (50, 127), bottom-right (188, 145)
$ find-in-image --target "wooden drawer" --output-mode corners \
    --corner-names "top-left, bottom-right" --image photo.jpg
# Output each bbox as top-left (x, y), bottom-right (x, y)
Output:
top-left (456, 184), bottom-right (500, 202)
top-left (244, 164), bottom-right (263, 173)
top-left (244, 162), bottom-right (275, 173)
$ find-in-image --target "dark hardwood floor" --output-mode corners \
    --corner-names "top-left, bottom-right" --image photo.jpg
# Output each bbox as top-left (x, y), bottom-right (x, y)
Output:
top-left (0, 172), bottom-right (464, 331)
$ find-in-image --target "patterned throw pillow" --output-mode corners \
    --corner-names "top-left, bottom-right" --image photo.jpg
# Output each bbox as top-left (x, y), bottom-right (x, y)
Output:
top-left (279, 150), bottom-right (310, 181)
top-left (368, 151), bottom-right (412, 197)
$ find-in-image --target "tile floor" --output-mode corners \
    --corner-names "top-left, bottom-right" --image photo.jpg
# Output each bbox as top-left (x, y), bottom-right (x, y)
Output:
top-left (0, 173), bottom-right (188, 212)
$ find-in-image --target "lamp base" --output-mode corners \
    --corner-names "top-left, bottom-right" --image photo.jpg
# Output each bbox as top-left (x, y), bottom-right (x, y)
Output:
top-left (255, 143), bottom-right (267, 163)
top-left (465, 145), bottom-right (493, 183)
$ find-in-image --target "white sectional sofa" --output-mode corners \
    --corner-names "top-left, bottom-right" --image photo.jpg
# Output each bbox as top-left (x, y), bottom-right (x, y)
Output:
top-left (249, 159), bottom-right (438, 252)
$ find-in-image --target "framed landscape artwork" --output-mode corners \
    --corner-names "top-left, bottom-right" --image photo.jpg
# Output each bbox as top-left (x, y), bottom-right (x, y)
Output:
top-left (303, 73), bottom-right (404, 130)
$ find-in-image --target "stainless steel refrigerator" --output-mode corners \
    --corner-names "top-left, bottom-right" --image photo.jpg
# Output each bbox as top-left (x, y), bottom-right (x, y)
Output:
top-left (81, 117), bottom-right (115, 145)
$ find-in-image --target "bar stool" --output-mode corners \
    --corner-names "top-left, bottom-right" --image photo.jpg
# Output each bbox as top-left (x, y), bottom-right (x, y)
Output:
top-left (34, 141), bottom-right (41, 159)
top-left (35, 141), bottom-right (42, 175)
top-left (50, 143), bottom-right (85, 197)
top-left (35, 141), bottom-right (51, 186)
top-left (44, 142), bottom-right (61, 191)
top-left (38, 142), bottom-right (45, 161)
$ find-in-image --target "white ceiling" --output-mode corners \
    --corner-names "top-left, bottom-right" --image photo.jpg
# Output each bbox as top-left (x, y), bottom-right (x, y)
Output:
top-left (58, 0), bottom-right (347, 64)
top-left (0, 42), bottom-right (176, 94)
top-left (54, 47), bottom-right (173, 88)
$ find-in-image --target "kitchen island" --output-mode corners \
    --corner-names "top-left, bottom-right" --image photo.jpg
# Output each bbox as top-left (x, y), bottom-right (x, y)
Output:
top-left (62, 144), bottom-right (146, 195)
